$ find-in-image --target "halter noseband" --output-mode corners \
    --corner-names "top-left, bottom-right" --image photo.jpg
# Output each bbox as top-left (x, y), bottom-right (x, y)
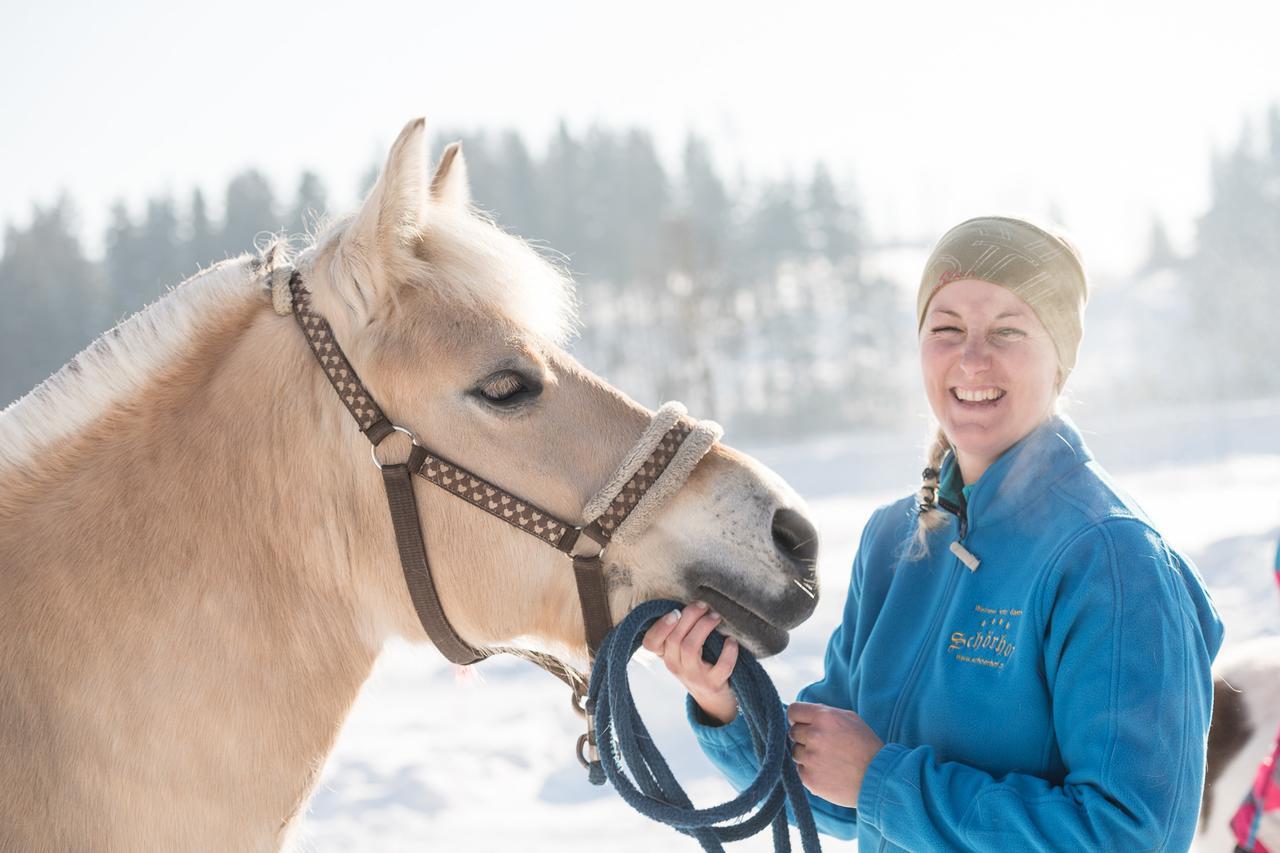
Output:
top-left (274, 268), bottom-right (722, 765)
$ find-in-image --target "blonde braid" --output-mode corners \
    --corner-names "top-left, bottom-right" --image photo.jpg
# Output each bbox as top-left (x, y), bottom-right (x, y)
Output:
top-left (911, 427), bottom-right (951, 557)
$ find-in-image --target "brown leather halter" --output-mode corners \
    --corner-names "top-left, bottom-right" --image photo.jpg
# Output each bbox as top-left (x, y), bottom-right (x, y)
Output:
top-left (279, 270), bottom-right (713, 765)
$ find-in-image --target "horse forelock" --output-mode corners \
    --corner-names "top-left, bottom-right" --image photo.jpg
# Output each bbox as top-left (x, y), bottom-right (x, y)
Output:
top-left (0, 257), bottom-right (261, 471)
top-left (419, 210), bottom-right (578, 346)
top-left (313, 205), bottom-right (578, 347)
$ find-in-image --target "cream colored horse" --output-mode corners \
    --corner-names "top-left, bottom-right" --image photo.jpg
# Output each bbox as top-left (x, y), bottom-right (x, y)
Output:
top-left (0, 119), bottom-right (819, 852)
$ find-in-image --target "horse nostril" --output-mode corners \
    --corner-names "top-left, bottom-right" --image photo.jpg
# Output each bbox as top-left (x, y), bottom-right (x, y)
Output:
top-left (771, 508), bottom-right (819, 576)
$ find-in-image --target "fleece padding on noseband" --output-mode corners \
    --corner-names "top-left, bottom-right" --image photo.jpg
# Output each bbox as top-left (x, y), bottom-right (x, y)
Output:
top-left (582, 402), bottom-right (723, 546)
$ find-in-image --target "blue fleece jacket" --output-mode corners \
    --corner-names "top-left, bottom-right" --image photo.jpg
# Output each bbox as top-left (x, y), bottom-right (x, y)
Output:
top-left (691, 415), bottom-right (1224, 851)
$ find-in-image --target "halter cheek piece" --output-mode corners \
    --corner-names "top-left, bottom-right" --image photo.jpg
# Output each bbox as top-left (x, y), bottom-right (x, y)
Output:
top-left (274, 269), bottom-right (722, 768)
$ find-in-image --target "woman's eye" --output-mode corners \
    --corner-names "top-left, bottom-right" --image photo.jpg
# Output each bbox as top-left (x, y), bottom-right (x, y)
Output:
top-left (993, 327), bottom-right (1026, 339)
top-left (930, 326), bottom-right (963, 335)
top-left (476, 371), bottom-right (539, 405)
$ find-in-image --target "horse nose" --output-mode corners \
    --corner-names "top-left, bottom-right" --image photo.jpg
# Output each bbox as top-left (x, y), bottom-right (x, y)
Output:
top-left (771, 508), bottom-right (818, 576)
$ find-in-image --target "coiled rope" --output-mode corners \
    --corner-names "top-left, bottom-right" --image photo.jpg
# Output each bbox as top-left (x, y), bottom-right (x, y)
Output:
top-left (586, 599), bottom-right (821, 852)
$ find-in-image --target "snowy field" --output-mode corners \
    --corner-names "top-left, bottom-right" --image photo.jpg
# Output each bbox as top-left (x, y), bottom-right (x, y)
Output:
top-left (297, 402), bottom-right (1280, 852)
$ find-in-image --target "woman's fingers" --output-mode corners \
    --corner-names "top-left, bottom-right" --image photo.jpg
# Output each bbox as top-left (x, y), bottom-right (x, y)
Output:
top-left (787, 701), bottom-right (818, 725)
top-left (641, 607), bottom-right (682, 655)
top-left (643, 601), bottom-right (742, 698)
top-left (709, 636), bottom-right (738, 683)
top-left (661, 601), bottom-right (710, 668)
top-left (681, 608), bottom-right (723, 662)
top-left (641, 602), bottom-right (741, 722)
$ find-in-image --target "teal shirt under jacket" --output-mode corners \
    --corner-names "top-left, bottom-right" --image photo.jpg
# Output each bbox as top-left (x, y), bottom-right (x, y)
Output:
top-left (691, 415), bottom-right (1224, 851)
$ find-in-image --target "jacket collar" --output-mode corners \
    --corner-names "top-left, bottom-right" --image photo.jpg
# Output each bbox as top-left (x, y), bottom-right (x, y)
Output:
top-left (938, 414), bottom-right (1093, 536)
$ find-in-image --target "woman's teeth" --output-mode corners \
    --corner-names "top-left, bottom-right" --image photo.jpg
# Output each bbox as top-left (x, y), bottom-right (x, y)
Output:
top-left (953, 387), bottom-right (1005, 402)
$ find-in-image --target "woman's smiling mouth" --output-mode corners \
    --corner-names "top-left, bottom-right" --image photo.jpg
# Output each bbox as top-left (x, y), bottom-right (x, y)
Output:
top-left (951, 386), bottom-right (1006, 405)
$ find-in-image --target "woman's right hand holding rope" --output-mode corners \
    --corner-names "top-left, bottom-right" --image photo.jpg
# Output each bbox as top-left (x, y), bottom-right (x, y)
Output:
top-left (642, 600), bottom-right (741, 725)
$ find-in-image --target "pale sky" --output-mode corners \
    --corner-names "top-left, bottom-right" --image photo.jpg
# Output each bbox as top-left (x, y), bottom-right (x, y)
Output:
top-left (3, 0), bottom-right (1277, 276)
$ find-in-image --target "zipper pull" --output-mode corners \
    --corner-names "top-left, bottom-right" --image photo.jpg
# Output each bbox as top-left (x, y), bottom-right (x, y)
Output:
top-left (950, 541), bottom-right (981, 572)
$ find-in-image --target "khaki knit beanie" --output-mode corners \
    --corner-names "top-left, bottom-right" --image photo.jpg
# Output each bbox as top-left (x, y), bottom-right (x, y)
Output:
top-left (916, 216), bottom-right (1089, 379)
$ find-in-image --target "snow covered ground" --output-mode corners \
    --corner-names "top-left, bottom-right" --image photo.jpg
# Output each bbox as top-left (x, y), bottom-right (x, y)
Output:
top-left (296, 403), bottom-right (1280, 852)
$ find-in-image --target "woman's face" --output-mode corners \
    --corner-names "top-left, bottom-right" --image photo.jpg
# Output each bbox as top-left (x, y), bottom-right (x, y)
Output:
top-left (919, 278), bottom-right (1061, 482)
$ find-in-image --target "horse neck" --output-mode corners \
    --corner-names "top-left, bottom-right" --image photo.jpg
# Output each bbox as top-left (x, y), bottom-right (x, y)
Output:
top-left (0, 275), bottom-right (403, 848)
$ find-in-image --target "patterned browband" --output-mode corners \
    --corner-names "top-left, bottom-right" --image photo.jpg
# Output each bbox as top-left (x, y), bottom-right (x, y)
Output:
top-left (287, 272), bottom-right (697, 551)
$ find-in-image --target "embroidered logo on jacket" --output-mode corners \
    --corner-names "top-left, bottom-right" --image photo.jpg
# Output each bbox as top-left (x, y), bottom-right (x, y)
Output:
top-left (947, 604), bottom-right (1021, 669)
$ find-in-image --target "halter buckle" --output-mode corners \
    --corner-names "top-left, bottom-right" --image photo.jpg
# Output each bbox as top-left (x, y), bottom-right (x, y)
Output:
top-left (370, 424), bottom-right (420, 469)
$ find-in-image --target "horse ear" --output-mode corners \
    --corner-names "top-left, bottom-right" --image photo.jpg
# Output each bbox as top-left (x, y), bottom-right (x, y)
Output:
top-left (331, 118), bottom-right (429, 317)
top-left (349, 117), bottom-right (429, 249)
top-left (430, 142), bottom-right (471, 209)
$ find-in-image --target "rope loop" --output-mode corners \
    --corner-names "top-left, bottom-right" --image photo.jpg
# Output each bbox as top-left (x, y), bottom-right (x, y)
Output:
top-left (588, 599), bottom-right (821, 852)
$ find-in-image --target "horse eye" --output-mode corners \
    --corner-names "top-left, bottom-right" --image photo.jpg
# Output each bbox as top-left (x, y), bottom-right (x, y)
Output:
top-left (475, 370), bottom-right (540, 405)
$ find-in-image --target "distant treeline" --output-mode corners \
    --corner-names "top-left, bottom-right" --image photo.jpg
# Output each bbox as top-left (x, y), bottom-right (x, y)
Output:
top-left (1091, 104), bottom-right (1280, 408)
top-left (3, 111), bottom-right (1279, 434)
top-left (0, 123), bottom-right (910, 435)
top-left (441, 124), bottom-right (912, 434)
top-left (0, 167), bottom-right (330, 409)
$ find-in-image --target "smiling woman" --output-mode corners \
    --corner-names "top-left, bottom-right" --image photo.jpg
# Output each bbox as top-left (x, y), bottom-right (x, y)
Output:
top-left (918, 280), bottom-right (1060, 483)
top-left (647, 215), bottom-right (1226, 852)
top-left (912, 217), bottom-right (1088, 549)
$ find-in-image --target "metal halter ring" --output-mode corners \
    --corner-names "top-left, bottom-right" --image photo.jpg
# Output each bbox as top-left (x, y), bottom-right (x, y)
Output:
top-left (370, 425), bottom-right (420, 469)
top-left (575, 732), bottom-right (594, 770)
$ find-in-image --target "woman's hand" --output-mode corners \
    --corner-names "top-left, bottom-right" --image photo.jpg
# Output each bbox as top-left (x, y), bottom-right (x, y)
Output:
top-left (641, 601), bottom-right (740, 724)
top-left (787, 701), bottom-right (884, 808)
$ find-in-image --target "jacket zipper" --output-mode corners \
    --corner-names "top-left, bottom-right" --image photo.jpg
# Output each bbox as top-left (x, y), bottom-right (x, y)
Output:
top-left (874, 504), bottom-right (970, 851)
top-left (882, 554), bottom-right (964, 744)
top-left (937, 494), bottom-right (969, 539)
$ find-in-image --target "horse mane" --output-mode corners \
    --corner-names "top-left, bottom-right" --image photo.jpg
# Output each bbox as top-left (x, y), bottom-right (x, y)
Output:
top-left (0, 257), bottom-right (262, 472)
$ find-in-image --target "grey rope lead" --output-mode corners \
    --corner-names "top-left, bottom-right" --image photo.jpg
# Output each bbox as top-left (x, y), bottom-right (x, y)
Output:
top-left (587, 599), bottom-right (822, 853)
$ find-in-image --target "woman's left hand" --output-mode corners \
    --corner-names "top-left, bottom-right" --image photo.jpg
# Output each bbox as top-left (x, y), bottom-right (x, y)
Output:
top-left (787, 701), bottom-right (885, 808)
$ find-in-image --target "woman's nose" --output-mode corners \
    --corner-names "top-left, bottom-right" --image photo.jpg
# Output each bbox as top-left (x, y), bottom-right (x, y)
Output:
top-left (959, 337), bottom-right (991, 374)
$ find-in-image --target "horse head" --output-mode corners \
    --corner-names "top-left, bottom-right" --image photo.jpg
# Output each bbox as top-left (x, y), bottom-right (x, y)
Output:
top-left (297, 118), bottom-right (818, 657)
